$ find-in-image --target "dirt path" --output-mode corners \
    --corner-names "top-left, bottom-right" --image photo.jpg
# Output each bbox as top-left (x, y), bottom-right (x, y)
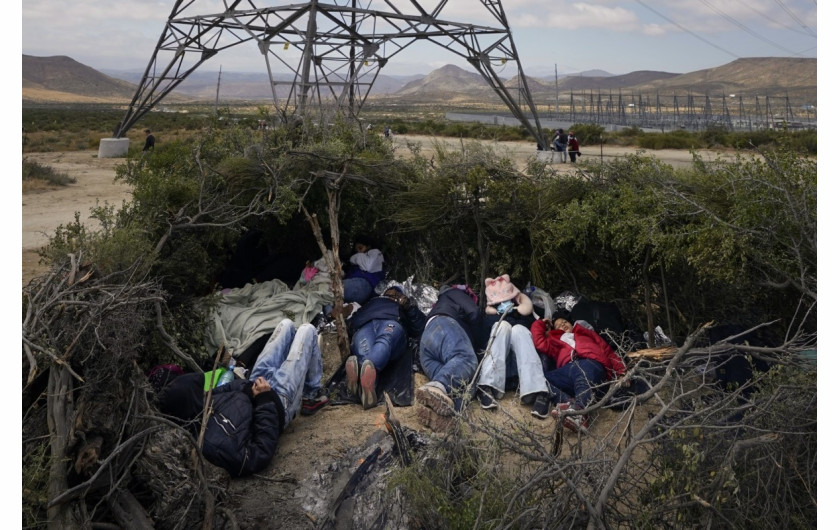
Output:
top-left (390, 134), bottom-right (739, 171)
top-left (22, 151), bottom-right (132, 286)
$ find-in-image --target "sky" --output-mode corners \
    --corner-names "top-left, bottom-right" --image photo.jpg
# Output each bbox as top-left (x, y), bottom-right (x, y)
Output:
top-left (19, 0), bottom-right (818, 78)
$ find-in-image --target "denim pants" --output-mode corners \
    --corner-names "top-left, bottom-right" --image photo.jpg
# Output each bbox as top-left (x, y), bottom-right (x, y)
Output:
top-left (477, 321), bottom-right (549, 401)
top-left (343, 277), bottom-right (374, 304)
top-left (419, 316), bottom-right (477, 395)
top-left (351, 318), bottom-right (407, 371)
top-left (558, 143), bottom-right (567, 162)
top-left (544, 358), bottom-right (607, 409)
top-left (250, 319), bottom-right (323, 427)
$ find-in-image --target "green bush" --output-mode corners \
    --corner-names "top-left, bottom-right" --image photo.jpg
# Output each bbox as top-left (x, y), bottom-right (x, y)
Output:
top-left (637, 129), bottom-right (697, 149)
top-left (568, 122), bottom-right (605, 145)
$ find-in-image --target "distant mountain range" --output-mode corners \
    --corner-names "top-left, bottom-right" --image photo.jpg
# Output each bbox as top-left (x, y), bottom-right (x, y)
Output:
top-left (22, 54), bottom-right (816, 106)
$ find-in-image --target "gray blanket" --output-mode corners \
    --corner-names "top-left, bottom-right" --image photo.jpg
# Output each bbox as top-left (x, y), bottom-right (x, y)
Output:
top-left (204, 277), bottom-right (334, 358)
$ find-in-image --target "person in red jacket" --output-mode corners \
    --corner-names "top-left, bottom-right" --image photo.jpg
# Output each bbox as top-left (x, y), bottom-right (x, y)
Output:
top-left (531, 314), bottom-right (626, 432)
top-left (567, 131), bottom-right (581, 163)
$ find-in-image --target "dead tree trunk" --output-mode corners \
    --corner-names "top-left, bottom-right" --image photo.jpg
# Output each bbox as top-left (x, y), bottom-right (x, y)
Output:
top-left (643, 245), bottom-right (655, 348)
top-left (301, 167), bottom-right (352, 359)
top-left (47, 365), bottom-right (79, 529)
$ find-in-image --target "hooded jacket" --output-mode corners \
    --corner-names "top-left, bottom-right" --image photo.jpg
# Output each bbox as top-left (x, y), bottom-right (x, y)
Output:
top-left (160, 373), bottom-right (284, 477)
top-left (347, 293), bottom-right (427, 338)
top-left (530, 319), bottom-right (626, 379)
top-left (428, 286), bottom-right (483, 351)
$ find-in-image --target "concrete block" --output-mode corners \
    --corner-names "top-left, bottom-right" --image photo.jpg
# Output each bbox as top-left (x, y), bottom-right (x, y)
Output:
top-left (97, 138), bottom-right (130, 158)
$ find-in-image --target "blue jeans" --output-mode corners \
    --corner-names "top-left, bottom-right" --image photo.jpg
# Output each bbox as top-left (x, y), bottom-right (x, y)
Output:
top-left (419, 316), bottom-right (477, 394)
top-left (477, 321), bottom-right (548, 401)
top-left (544, 358), bottom-right (606, 409)
top-left (351, 319), bottom-right (407, 371)
top-left (250, 319), bottom-right (323, 427)
top-left (343, 277), bottom-right (374, 304)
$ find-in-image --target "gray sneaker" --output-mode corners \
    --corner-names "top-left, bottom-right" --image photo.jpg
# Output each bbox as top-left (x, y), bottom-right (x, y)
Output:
top-left (416, 381), bottom-right (455, 417)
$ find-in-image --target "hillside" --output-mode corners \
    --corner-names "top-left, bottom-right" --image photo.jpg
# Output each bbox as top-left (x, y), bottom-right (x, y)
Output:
top-left (22, 54), bottom-right (816, 106)
top-left (635, 57), bottom-right (817, 96)
top-left (22, 55), bottom-right (137, 103)
top-left (555, 70), bottom-right (679, 92)
top-left (396, 64), bottom-right (489, 96)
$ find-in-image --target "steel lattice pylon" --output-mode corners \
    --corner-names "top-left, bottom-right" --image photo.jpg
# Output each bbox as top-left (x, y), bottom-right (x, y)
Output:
top-left (114, 0), bottom-right (547, 148)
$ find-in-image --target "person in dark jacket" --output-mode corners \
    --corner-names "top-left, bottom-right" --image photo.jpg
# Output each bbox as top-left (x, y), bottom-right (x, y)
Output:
top-left (552, 128), bottom-right (569, 162)
top-left (160, 319), bottom-right (327, 477)
top-left (344, 285), bottom-right (427, 409)
top-left (416, 284), bottom-right (483, 424)
top-left (142, 129), bottom-right (155, 152)
top-left (531, 315), bottom-right (626, 433)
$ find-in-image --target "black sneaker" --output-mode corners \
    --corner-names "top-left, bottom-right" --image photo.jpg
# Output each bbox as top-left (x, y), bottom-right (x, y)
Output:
top-left (301, 388), bottom-right (330, 416)
top-left (477, 386), bottom-right (497, 410)
top-left (530, 392), bottom-right (550, 419)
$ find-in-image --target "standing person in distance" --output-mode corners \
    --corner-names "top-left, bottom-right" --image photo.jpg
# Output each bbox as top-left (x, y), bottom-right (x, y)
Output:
top-left (552, 128), bottom-right (569, 163)
top-left (567, 131), bottom-right (581, 163)
top-left (142, 128), bottom-right (155, 156)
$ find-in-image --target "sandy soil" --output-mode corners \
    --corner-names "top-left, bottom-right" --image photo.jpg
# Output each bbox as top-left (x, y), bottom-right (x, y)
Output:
top-left (22, 151), bottom-right (133, 286)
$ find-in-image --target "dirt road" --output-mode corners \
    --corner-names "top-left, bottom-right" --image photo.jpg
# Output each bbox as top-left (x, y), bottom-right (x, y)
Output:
top-left (22, 151), bottom-right (132, 285)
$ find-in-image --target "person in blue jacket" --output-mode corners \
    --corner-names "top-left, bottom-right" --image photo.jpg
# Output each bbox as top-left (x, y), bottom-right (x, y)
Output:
top-left (343, 285), bottom-right (427, 409)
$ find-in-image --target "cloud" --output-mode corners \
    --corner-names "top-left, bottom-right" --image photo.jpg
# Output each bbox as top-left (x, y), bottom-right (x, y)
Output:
top-left (509, 2), bottom-right (640, 31)
top-left (642, 23), bottom-right (667, 37)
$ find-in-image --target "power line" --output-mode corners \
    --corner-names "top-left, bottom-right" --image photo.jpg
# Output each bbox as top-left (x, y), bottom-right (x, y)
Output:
top-left (773, 0), bottom-right (817, 37)
top-left (733, 0), bottom-right (816, 38)
top-left (634, 0), bottom-right (740, 60)
top-left (698, 0), bottom-right (800, 55)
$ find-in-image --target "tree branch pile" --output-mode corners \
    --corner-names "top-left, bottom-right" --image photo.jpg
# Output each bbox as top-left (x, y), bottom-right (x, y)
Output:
top-left (22, 252), bottom-right (228, 529)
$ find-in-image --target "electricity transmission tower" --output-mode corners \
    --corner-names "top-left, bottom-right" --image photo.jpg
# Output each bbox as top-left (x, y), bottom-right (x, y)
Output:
top-left (113, 0), bottom-right (547, 148)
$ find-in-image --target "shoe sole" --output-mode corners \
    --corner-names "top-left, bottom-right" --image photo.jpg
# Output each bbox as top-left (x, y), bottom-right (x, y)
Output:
top-left (415, 405), bottom-right (455, 432)
top-left (531, 408), bottom-right (549, 419)
top-left (301, 397), bottom-right (329, 416)
top-left (478, 387), bottom-right (497, 410)
top-left (360, 361), bottom-right (377, 410)
top-left (345, 356), bottom-right (359, 398)
top-left (416, 386), bottom-right (455, 417)
top-left (562, 416), bottom-right (589, 434)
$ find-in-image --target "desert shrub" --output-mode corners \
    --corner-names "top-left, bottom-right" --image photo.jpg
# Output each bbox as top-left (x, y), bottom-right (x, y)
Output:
top-left (567, 123), bottom-right (605, 145)
top-left (639, 363), bottom-right (817, 528)
top-left (22, 158), bottom-right (76, 186)
top-left (637, 129), bottom-right (697, 149)
top-left (24, 118), bottom-right (817, 529)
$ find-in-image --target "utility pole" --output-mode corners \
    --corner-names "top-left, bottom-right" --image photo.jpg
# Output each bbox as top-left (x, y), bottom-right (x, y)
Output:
top-left (215, 65), bottom-right (222, 117)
